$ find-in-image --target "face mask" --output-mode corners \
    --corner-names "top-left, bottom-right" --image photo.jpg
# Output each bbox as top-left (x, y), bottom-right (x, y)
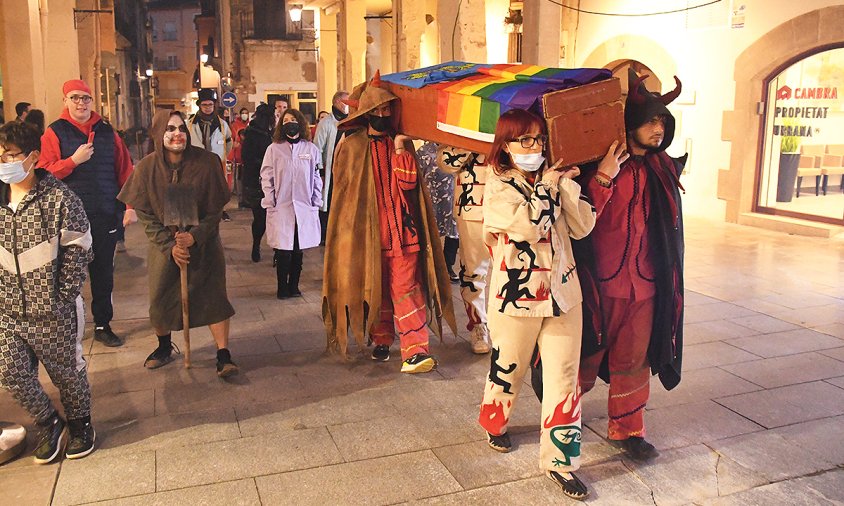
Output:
top-left (282, 122), bottom-right (300, 141)
top-left (240, 113), bottom-right (249, 121)
top-left (511, 152), bottom-right (545, 172)
top-left (0, 154), bottom-right (33, 184)
top-left (368, 115), bottom-right (391, 133)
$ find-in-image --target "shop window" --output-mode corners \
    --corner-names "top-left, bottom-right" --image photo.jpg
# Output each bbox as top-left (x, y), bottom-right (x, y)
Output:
top-left (757, 47), bottom-right (844, 224)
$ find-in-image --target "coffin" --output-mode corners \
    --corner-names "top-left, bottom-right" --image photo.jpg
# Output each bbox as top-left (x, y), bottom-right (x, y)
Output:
top-left (381, 62), bottom-right (626, 166)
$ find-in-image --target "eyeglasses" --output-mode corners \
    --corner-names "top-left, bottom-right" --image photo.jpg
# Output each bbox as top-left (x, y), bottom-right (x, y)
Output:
top-left (67, 95), bottom-right (93, 104)
top-left (165, 125), bottom-right (189, 133)
top-left (509, 135), bottom-right (547, 149)
top-left (0, 151), bottom-right (24, 163)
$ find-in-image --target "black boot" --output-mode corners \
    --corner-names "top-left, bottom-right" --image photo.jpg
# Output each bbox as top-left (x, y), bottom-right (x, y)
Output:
top-left (289, 250), bottom-right (303, 297)
top-left (251, 239), bottom-right (261, 263)
top-left (275, 250), bottom-right (292, 299)
top-left (66, 417), bottom-right (97, 460)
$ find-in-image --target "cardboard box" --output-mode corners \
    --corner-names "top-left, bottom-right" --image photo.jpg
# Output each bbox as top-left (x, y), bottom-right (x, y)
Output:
top-left (384, 77), bottom-right (626, 167)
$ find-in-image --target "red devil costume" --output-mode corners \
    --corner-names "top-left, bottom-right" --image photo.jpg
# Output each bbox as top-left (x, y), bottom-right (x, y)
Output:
top-left (574, 69), bottom-right (686, 456)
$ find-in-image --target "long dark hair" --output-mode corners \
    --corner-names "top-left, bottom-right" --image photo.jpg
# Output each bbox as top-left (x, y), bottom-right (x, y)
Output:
top-left (23, 109), bottom-right (45, 135)
top-left (488, 109), bottom-right (546, 176)
top-left (272, 108), bottom-right (311, 143)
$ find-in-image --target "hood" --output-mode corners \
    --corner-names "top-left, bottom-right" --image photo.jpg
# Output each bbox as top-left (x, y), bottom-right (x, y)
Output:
top-left (339, 71), bottom-right (399, 131)
top-left (624, 68), bottom-right (681, 153)
top-left (151, 110), bottom-right (192, 157)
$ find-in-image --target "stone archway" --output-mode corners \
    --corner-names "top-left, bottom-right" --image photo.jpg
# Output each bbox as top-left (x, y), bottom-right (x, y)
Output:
top-left (719, 6), bottom-right (844, 223)
top-left (581, 34), bottom-right (677, 94)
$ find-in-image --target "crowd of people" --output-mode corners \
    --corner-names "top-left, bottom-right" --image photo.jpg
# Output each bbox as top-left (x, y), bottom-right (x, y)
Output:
top-left (0, 69), bottom-right (686, 500)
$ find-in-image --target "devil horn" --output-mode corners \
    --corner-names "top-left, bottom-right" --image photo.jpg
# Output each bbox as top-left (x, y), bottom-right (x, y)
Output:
top-left (371, 70), bottom-right (382, 88)
top-left (342, 98), bottom-right (360, 108)
top-left (627, 73), bottom-right (650, 104)
top-left (659, 76), bottom-right (682, 105)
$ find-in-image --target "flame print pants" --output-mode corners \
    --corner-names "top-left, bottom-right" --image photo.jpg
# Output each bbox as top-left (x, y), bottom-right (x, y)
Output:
top-left (479, 305), bottom-right (583, 472)
top-left (0, 297), bottom-right (91, 424)
top-left (456, 218), bottom-right (489, 331)
top-left (579, 296), bottom-right (654, 441)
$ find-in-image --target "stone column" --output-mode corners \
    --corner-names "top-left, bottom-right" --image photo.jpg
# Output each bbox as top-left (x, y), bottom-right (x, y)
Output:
top-left (0, 0), bottom-right (47, 114)
top-left (521, 0), bottom-right (560, 66)
top-left (317, 9), bottom-right (338, 112)
top-left (437, 0), bottom-right (486, 63)
top-left (394, 0), bottom-right (425, 71)
top-left (338, 0), bottom-right (366, 90)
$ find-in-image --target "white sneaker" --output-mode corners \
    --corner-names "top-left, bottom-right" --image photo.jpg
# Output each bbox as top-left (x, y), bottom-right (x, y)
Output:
top-left (470, 324), bottom-right (491, 354)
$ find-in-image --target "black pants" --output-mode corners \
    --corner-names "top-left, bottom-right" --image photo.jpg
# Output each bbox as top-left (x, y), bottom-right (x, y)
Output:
top-left (444, 236), bottom-right (459, 269)
top-left (89, 214), bottom-right (120, 327)
top-left (251, 207), bottom-right (267, 244)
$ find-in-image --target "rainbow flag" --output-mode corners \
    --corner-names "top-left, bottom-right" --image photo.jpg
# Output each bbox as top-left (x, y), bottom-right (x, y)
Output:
top-left (382, 62), bottom-right (611, 142)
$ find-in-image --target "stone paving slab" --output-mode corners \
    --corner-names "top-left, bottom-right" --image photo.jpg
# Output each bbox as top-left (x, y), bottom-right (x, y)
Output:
top-left (726, 328), bottom-right (844, 358)
top-left (155, 426), bottom-right (343, 491)
top-left (646, 367), bottom-right (761, 410)
top-left (81, 478), bottom-right (261, 506)
top-left (683, 319), bottom-right (760, 345)
top-left (53, 449), bottom-right (156, 505)
top-left (681, 342), bottom-right (762, 371)
top-left (703, 468), bottom-right (844, 505)
top-left (255, 451), bottom-right (462, 505)
top-left (719, 351), bottom-right (844, 389)
top-left (0, 464), bottom-right (58, 506)
top-left (727, 314), bottom-right (801, 334)
top-left (586, 400), bottom-right (764, 451)
top-left (715, 380), bottom-right (844, 428)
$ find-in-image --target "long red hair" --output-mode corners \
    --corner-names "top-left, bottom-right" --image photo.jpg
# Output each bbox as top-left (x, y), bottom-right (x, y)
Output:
top-left (488, 108), bottom-right (546, 175)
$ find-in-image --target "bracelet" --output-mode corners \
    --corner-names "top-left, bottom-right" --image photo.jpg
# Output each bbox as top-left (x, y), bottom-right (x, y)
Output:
top-left (596, 170), bottom-right (613, 181)
top-left (594, 175), bottom-right (612, 188)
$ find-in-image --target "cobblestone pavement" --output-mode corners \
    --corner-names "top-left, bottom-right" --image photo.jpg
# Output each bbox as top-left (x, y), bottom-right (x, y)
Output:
top-left (1, 210), bottom-right (843, 505)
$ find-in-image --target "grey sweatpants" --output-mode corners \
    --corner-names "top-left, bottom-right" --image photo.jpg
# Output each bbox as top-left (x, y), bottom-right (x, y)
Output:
top-left (0, 297), bottom-right (91, 424)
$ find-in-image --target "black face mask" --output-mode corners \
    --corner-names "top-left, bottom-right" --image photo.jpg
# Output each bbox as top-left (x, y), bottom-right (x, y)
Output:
top-left (282, 122), bottom-right (300, 142)
top-left (332, 106), bottom-right (348, 121)
top-left (368, 115), bottom-right (391, 133)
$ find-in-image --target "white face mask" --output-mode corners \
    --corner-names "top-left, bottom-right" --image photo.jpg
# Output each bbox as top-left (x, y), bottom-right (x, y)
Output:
top-left (511, 152), bottom-right (545, 172)
top-left (0, 153), bottom-right (33, 184)
top-left (241, 113), bottom-right (249, 121)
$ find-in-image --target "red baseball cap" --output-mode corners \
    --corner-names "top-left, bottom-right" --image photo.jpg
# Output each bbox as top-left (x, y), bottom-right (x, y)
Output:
top-left (62, 79), bottom-right (92, 96)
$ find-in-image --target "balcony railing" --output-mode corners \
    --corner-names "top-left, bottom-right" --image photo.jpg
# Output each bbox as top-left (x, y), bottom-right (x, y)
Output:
top-left (240, 10), bottom-right (304, 41)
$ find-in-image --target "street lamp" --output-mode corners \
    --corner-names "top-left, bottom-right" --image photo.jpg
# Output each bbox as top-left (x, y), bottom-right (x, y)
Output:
top-left (289, 4), bottom-right (303, 23)
top-left (200, 53), bottom-right (209, 64)
top-left (145, 68), bottom-right (154, 78)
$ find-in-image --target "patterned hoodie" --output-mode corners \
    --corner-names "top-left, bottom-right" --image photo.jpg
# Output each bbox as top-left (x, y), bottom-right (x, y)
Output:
top-left (0, 170), bottom-right (93, 319)
top-left (484, 170), bottom-right (596, 317)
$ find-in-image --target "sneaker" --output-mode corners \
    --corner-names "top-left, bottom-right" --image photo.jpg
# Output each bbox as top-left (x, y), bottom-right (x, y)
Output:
top-left (470, 324), bottom-right (491, 354)
top-left (546, 470), bottom-right (589, 500)
top-left (94, 325), bottom-right (124, 347)
top-left (144, 342), bottom-right (179, 369)
top-left (400, 353), bottom-right (438, 374)
top-left (216, 349), bottom-right (239, 378)
top-left (371, 344), bottom-right (390, 362)
top-left (32, 413), bottom-right (66, 465)
top-left (222, 211), bottom-right (232, 222)
top-left (115, 240), bottom-right (127, 253)
top-left (0, 422), bottom-right (27, 466)
top-left (487, 432), bottom-right (511, 453)
top-left (609, 436), bottom-right (659, 461)
top-left (65, 419), bottom-right (96, 460)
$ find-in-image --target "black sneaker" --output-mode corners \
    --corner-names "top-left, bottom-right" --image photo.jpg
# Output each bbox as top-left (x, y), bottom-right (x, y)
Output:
top-left (94, 325), bottom-right (124, 347)
top-left (546, 470), bottom-right (589, 500)
top-left (216, 349), bottom-right (239, 378)
top-left (447, 268), bottom-right (459, 284)
top-left (222, 211), bottom-right (232, 222)
top-left (65, 419), bottom-right (96, 460)
top-left (400, 353), bottom-right (438, 374)
top-left (610, 436), bottom-right (659, 461)
top-left (32, 413), bottom-right (66, 465)
top-left (487, 432), bottom-right (511, 453)
top-left (144, 342), bottom-right (179, 369)
top-left (371, 345), bottom-right (390, 362)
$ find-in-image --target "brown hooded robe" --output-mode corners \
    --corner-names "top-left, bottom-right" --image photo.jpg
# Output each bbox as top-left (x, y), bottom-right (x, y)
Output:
top-left (322, 78), bottom-right (456, 357)
top-left (118, 111), bottom-right (234, 330)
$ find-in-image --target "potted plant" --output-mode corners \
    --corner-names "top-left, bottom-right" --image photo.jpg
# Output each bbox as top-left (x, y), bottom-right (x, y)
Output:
top-left (775, 130), bottom-right (801, 202)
